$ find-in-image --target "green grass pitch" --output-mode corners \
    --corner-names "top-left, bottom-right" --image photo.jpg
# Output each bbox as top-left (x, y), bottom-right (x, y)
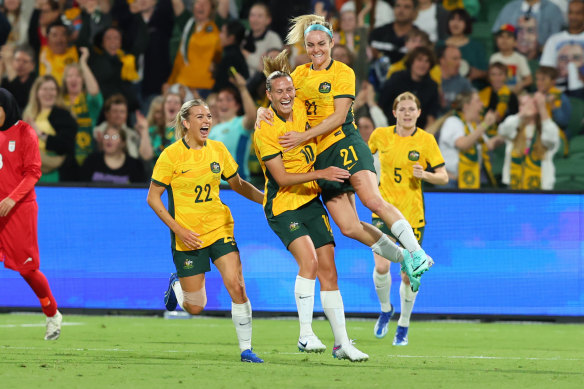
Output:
top-left (1, 313), bottom-right (583, 388)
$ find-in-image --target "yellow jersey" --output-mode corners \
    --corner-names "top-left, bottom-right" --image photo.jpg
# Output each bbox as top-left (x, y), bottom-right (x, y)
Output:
top-left (254, 98), bottom-right (320, 218)
top-left (39, 46), bottom-right (79, 85)
top-left (369, 126), bottom-right (445, 228)
top-left (291, 60), bottom-right (357, 154)
top-left (152, 138), bottom-right (239, 251)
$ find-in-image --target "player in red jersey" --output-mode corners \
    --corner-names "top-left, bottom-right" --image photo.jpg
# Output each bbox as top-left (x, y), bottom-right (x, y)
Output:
top-left (0, 88), bottom-right (62, 340)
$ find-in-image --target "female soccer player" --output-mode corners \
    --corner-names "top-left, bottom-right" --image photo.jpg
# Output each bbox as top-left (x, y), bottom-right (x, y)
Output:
top-left (368, 92), bottom-right (448, 345)
top-left (257, 15), bottom-right (428, 286)
top-left (0, 88), bottom-right (62, 340)
top-left (147, 99), bottom-right (264, 363)
top-left (254, 53), bottom-right (368, 361)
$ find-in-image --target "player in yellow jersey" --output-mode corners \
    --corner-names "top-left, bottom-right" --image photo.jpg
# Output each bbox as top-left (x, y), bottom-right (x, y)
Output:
top-left (368, 92), bottom-right (448, 345)
top-left (253, 53), bottom-right (368, 361)
top-left (256, 15), bottom-right (429, 289)
top-left (147, 99), bottom-right (265, 363)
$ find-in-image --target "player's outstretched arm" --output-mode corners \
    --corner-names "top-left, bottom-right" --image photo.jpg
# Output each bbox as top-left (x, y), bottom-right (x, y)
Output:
top-left (265, 155), bottom-right (350, 187)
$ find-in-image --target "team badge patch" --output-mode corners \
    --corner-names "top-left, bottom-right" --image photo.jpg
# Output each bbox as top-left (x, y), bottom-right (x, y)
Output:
top-left (210, 162), bottom-right (221, 173)
top-left (318, 82), bottom-right (331, 93)
top-left (8, 141), bottom-right (15, 152)
top-left (374, 219), bottom-right (385, 229)
top-left (408, 150), bottom-right (420, 161)
top-left (184, 259), bottom-right (193, 270)
top-left (289, 222), bottom-right (300, 232)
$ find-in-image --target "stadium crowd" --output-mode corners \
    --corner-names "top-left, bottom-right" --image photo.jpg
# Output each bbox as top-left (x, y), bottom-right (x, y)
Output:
top-left (1, 0), bottom-right (583, 190)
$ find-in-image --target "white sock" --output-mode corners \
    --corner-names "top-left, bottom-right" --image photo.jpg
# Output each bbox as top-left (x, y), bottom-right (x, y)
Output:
top-left (397, 281), bottom-right (418, 327)
top-left (321, 290), bottom-right (350, 347)
top-left (172, 281), bottom-right (185, 311)
top-left (390, 219), bottom-right (421, 253)
top-left (373, 268), bottom-right (392, 312)
top-left (232, 300), bottom-right (253, 352)
top-left (295, 275), bottom-right (316, 338)
top-left (371, 234), bottom-right (403, 263)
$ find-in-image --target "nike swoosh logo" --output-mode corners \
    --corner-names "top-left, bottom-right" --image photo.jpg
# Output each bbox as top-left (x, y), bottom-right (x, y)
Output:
top-left (347, 162), bottom-right (357, 170)
top-left (181, 169), bottom-right (192, 174)
top-left (298, 296), bottom-right (311, 299)
top-left (23, 257), bottom-right (33, 264)
top-left (239, 320), bottom-right (251, 326)
top-left (299, 341), bottom-right (308, 348)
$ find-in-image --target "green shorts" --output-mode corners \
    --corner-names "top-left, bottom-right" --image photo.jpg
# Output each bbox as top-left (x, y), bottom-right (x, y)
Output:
top-left (372, 217), bottom-right (425, 246)
top-left (268, 197), bottom-right (335, 249)
top-left (172, 237), bottom-right (239, 277)
top-left (315, 130), bottom-right (376, 203)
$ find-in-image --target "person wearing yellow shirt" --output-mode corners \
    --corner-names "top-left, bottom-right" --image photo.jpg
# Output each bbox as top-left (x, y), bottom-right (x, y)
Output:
top-left (368, 92), bottom-right (447, 346)
top-left (39, 21), bottom-right (79, 85)
top-left (255, 53), bottom-right (368, 362)
top-left (147, 99), bottom-right (264, 363)
top-left (257, 15), bottom-right (430, 291)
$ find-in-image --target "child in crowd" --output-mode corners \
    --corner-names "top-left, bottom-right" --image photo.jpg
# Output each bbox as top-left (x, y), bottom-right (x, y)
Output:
top-left (489, 24), bottom-right (532, 95)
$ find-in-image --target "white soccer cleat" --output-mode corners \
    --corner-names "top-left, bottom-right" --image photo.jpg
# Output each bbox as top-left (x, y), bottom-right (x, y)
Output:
top-left (332, 342), bottom-right (369, 362)
top-left (44, 310), bottom-right (62, 340)
top-left (297, 334), bottom-right (327, 353)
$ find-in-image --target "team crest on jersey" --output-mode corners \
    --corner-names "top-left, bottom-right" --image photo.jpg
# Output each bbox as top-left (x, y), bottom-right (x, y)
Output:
top-left (318, 82), bottom-right (331, 93)
top-left (210, 162), bottom-right (221, 173)
top-left (408, 150), bottom-right (420, 161)
top-left (184, 259), bottom-right (193, 270)
top-left (289, 222), bottom-right (300, 232)
top-left (8, 141), bottom-right (16, 152)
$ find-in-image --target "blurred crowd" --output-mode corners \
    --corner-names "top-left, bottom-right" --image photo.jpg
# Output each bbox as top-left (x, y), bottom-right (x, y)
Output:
top-left (1, 0), bottom-right (582, 190)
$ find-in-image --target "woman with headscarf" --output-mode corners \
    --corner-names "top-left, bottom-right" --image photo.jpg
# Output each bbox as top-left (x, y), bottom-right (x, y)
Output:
top-left (0, 88), bottom-right (62, 341)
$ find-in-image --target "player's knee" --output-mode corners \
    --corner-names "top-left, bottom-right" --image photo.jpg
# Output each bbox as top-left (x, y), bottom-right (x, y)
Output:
top-left (225, 277), bottom-right (245, 300)
top-left (361, 194), bottom-right (386, 214)
top-left (19, 268), bottom-right (36, 279)
top-left (338, 222), bottom-right (361, 239)
top-left (183, 287), bottom-right (207, 315)
top-left (376, 262), bottom-right (390, 274)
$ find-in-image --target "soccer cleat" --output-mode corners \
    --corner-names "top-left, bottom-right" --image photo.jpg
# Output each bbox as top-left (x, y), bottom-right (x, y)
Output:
top-left (373, 305), bottom-right (394, 339)
top-left (401, 250), bottom-right (421, 292)
top-left (392, 325), bottom-right (409, 346)
top-left (298, 334), bottom-right (327, 353)
top-left (332, 341), bottom-right (369, 362)
top-left (411, 248), bottom-right (429, 276)
top-left (44, 310), bottom-right (62, 340)
top-left (164, 273), bottom-right (179, 311)
top-left (241, 348), bottom-right (264, 363)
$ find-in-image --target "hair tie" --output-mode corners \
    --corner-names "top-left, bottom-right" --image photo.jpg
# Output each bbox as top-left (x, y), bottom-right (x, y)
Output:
top-left (304, 24), bottom-right (333, 39)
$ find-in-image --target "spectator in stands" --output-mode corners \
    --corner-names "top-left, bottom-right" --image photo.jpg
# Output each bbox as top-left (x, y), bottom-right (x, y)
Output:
top-left (23, 75), bottom-right (78, 182)
top-left (208, 70), bottom-right (256, 182)
top-left (241, 2), bottom-right (282, 76)
top-left (439, 8), bottom-right (487, 85)
top-left (1, 0), bottom-right (34, 46)
top-left (0, 44), bottom-right (36, 111)
top-left (81, 125), bottom-right (147, 184)
top-left (69, 0), bottom-right (112, 47)
top-left (369, 0), bottom-right (418, 65)
top-left (490, 24), bottom-right (533, 95)
top-left (267, 0), bottom-right (311, 41)
top-left (340, 0), bottom-right (395, 29)
top-left (61, 47), bottom-right (103, 167)
top-left (167, 0), bottom-right (221, 97)
top-left (246, 47), bottom-right (281, 107)
top-left (438, 45), bottom-right (473, 114)
top-left (147, 91), bottom-right (183, 162)
top-left (213, 20), bottom-right (249, 92)
top-left (436, 91), bottom-right (497, 188)
top-left (93, 93), bottom-right (152, 162)
top-left (331, 44), bottom-right (354, 67)
top-left (386, 29), bottom-right (441, 86)
top-left (89, 26), bottom-right (140, 112)
top-left (38, 20), bottom-right (79, 84)
top-left (414, 0), bottom-right (449, 43)
top-left (540, 0), bottom-right (584, 95)
top-left (27, 0), bottom-right (61, 55)
top-left (492, 0), bottom-right (564, 60)
top-left (379, 46), bottom-right (440, 128)
top-left (498, 92), bottom-right (560, 190)
top-left (354, 81), bottom-right (389, 128)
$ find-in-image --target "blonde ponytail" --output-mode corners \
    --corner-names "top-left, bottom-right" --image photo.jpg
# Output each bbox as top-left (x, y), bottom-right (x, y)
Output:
top-left (286, 14), bottom-right (333, 46)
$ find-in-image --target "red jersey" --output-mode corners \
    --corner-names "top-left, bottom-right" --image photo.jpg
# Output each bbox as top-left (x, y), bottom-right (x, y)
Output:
top-left (0, 121), bottom-right (42, 202)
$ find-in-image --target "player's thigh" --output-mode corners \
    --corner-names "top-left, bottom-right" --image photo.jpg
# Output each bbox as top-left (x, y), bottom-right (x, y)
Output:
top-left (0, 201), bottom-right (40, 272)
top-left (325, 192), bottom-right (361, 232)
top-left (172, 246), bottom-right (212, 279)
top-left (288, 235), bottom-right (319, 271)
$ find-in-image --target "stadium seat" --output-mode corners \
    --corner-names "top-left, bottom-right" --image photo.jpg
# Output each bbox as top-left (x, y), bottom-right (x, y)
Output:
top-left (568, 135), bottom-right (584, 158)
top-left (566, 97), bottom-right (584, 139)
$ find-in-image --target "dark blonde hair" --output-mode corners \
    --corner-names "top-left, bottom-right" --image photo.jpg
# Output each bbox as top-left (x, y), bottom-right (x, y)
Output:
top-left (287, 14), bottom-right (333, 46)
top-left (263, 50), bottom-right (292, 91)
top-left (173, 99), bottom-right (209, 139)
top-left (23, 75), bottom-right (65, 120)
top-left (393, 92), bottom-right (421, 111)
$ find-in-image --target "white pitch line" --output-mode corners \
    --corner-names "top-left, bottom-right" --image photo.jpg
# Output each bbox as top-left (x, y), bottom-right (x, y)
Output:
top-left (0, 322), bottom-right (85, 328)
top-left (386, 354), bottom-right (584, 362)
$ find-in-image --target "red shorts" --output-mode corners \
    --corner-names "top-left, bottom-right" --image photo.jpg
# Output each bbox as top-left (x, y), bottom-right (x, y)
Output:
top-left (0, 200), bottom-right (40, 273)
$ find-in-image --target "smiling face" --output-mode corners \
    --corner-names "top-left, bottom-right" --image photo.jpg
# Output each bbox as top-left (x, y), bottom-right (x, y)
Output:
top-left (393, 99), bottom-right (421, 130)
top-left (305, 29), bottom-right (333, 70)
top-left (64, 66), bottom-right (83, 96)
top-left (184, 105), bottom-right (213, 145)
top-left (266, 76), bottom-right (295, 120)
top-left (216, 90), bottom-right (239, 121)
top-left (47, 25), bottom-right (68, 55)
top-left (37, 79), bottom-right (58, 109)
top-left (164, 94), bottom-right (182, 123)
top-left (103, 28), bottom-right (122, 56)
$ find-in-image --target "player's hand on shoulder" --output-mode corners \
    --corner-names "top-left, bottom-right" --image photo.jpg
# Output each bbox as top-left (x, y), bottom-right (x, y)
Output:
top-left (256, 107), bottom-right (273, 128)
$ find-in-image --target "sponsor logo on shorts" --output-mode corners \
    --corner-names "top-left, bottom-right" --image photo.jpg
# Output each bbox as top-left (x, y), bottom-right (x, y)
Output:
top-left (289, 222), bottom-right (300, 232)
top-left (8, 141), bottom-right (16, 152)
top-left (408, 150), bottom-right (420, 161)
top-left (210, 162), bottom-right (220, 173)
top-left (318, 82), bottom-right (331, 94)
top-left (184, 259), bottom-right (193, 270)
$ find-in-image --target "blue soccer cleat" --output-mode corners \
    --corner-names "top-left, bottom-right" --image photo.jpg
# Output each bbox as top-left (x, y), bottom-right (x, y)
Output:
top-left (393, 325), bottom-right (409, 346)
top-left (164, 273), bottom-right (179, 311)
top-left (241, 348), bottom-right (264, 363)
top-left (374, 305), bottom-right (394, 339)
